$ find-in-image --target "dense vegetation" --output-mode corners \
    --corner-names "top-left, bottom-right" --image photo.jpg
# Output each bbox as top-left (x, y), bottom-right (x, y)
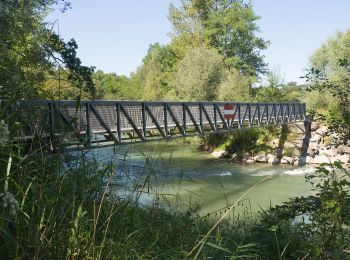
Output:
top-left (1, 0), bottom-right (350, 259)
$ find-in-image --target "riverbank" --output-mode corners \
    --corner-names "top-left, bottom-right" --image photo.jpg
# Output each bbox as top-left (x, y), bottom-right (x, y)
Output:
top-left (210, 121), bottom-right (350, 167)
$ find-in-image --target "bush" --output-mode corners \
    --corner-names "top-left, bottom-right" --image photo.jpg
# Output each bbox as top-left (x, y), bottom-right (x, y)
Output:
top-left (254, 162), bottom-right (350, 258)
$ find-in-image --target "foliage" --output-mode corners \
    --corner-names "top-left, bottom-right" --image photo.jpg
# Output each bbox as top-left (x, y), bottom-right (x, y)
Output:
top-left (218, 69), bottom-right (252, 101)
top-left (0, 0), bottom-right (95, 100)
top-left (132, 43), bottom-right (180, 100)
top-left (310, 29), bottom-right (350, 92)
top-left (203, 0), bottom-right (268, 76)
top-left (205, 127), bottom-right (278, 158)
top-left (170, 47), bottom-right (224, 101)
top-left (168, 0), bottom-right (209, 50)
top-left (169, 0), bottom-right (269, 77)
top-left (305, 30), bottom-right (350, 141)
top-left (92, 70), bottom-right (142, 100)
top-left (254, 69), bottom-right (285, 102)
top-left (255, 162), bottom-right (350, 258)
top-left (280, 82), bottom-right (306, 102)
top-left (306, 54), bottom-right (350, 141)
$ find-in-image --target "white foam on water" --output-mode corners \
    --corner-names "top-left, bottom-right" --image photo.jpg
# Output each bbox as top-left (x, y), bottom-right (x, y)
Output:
top-left (252, 170), bottom-right (279, 176)
top-left (283, 167), bottom-right (316, 175)
top-left (216, 171), bottom-right (232, 176)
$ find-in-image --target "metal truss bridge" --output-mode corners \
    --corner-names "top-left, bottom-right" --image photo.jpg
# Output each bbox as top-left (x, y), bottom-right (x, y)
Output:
top-left (17, 100), bottom-right (306, 150)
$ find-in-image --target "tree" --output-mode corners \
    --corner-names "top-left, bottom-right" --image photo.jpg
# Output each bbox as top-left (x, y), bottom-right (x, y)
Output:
top-left (254, 69), bottom-right (285, 102)
top-left (92, 70), bottom-right (137, 100)
top-left (169, 0), bottom-right (269, 77)
top-left (309, 30), bottom-right (350, 107)
top-left (170, 47), bottom-right (224, 101)
top-left (305, 30), bottom-right (350, 141)
top-left (133, 43), bottom-right (180, 100)
top-left (168, 0), bottom-right (209, 50)
top-left (218, 69), bottom-right (252, 101)
top-left (0, 0), bottom-right (94, 100)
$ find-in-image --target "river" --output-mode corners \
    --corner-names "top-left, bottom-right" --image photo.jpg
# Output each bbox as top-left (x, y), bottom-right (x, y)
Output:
top-left (89, 140), bottom-right (313, 216)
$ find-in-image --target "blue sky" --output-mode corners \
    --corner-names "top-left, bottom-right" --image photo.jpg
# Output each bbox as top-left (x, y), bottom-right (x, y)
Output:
top-left (47, 1), bottom-right (350, 84)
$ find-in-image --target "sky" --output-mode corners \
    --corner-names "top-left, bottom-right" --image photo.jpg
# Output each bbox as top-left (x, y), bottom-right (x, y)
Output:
top-left (47, 1), bottom-right (350, 84)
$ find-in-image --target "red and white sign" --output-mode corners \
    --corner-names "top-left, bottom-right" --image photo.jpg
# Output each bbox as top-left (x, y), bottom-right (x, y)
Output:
top-left (223, 104), bottom-right (235, 119)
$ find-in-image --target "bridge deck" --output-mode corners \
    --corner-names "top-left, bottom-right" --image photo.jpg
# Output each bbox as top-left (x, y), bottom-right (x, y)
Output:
top-left (16, 100), bottom-right (306, 150)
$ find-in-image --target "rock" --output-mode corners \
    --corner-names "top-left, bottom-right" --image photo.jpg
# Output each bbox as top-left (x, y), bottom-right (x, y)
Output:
top-left (311, 122), bottom-right (320, 131)
top-left (267, 155), bottom-right (279, 164)
top-left (313, 155), bottom-right (331, 164)
top-left (308, 141), bottom-right (319, 151)
top-left (310, 133), bottom-right (322, 144)
top-left (212, 150), bottom-right (228, 158)
top-left (334, 154), bottom-right (350, 164)
top-left (307, 147), bottom-right (318, 157)
top-left (281, 156), bottom-right (294, 164)
top-left (315, 126), bottom-right (328, 136)
top-left (246, 159), bottom-right (255, 163)
top-left (253, 154), bottom-right (267, 163)
top-left (231, 153), bottom-right (238, 160)
top-left (319, 147), bottom-right (338, 157)
top-left (337, 145), bottom-right (350, 154)
top-left (306, 156), bottom-right (313, 164)
top-left (293, 160), bottom-right (301, 166)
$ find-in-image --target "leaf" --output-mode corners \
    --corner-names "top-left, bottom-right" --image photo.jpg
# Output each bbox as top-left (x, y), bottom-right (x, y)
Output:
top-left (326, 200), bottom-right (336, 208)
top-left (206, 242), bottom-right (232, 254)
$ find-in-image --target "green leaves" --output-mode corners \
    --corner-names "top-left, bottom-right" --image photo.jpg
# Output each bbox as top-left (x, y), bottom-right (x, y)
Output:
top-left (259, 162), bottom-right (350, 258)
top-left (0, 0), bottom-right (95, 100)
top-left (169, 0), bottom-right (268, 78)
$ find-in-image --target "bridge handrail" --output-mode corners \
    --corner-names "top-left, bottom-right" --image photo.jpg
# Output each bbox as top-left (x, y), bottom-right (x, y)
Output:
top-left (14, 100), bottom-right (306, 150)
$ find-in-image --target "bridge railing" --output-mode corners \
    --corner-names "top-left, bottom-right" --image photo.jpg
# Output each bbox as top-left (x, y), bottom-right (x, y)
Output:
top-left (15, 100), bottom-right (306, 150)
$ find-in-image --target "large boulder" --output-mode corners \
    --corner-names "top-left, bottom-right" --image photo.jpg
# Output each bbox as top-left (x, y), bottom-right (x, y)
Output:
top-left (253, 154), bottom-right (267, 163)
top-left (306, 156), bottom-right (313, 164)
top-left (310, 133), bottom-right (322, 144)
top-left (281, 156), bottom-right (294, 164)
top-left (212, 150), bottom-right (228, 158)
top-left (315, 126), bottom-right (328, 136)
top-left (313, 155), bottom-right (331, 164)
top-left (333, 154), bottom-right (350, 164)
top-left (319, 147), bottom-right (338, 157)
top-left (311, 122), bottom-right (320, 131)
top-left (246, 158), bottom-right (255, 163)
top-left (337, 145), bottom-right (350, 155)
top-left (267, 154), bottom-right (279, 164)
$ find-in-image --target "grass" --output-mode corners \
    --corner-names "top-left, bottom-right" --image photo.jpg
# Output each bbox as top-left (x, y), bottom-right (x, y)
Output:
top-left (0, 151), bottom-right (261, 259)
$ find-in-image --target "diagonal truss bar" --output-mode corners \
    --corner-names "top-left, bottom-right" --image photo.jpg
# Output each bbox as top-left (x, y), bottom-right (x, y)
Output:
top-left (166, 104), bottom-right (185, 135)
top-left (90, 104), bottom-right (119, 143)
top-left (184, 104), bottom-right (202, 134)
top-left (145, 104), bottom-right (166, 138)
top-left (202, 105), bottom-right (216, 132)
top-left (216, 105), bottom-right (229, 130)
top-left (54, 105), bottom-right (87, 146)
top-left (119, 104), bottom-right (145, 141)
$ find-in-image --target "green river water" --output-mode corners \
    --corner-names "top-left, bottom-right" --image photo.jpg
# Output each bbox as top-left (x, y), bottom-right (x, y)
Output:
top-left (91, 140), bottom-right (314, 216)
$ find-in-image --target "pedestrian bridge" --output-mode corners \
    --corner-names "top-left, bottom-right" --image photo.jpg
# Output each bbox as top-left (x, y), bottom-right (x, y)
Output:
top-left (18, 100), bottom-right (306, 150)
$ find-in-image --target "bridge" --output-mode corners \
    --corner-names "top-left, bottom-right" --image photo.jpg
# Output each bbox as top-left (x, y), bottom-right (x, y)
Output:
top-left (17, 100), bottom-right (306, 151)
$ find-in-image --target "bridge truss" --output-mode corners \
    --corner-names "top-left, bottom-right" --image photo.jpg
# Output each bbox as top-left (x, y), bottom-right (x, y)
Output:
top-left (17, 100), bottom-right (306, 150)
